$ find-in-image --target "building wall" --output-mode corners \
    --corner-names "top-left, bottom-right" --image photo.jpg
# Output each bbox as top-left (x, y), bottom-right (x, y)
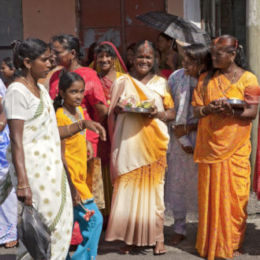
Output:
top-left (167, 0), bottom-right (184, 16)
top-left (22, 0), bottom-right (77, 42)
top-left (79, 0), bottom-right (165, 57)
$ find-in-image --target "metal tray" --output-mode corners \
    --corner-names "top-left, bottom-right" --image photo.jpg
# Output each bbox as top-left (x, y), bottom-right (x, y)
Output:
top-left (227, 98), bottom-right (246, 108)
top-left (122, 107), bottom-right (153, 114)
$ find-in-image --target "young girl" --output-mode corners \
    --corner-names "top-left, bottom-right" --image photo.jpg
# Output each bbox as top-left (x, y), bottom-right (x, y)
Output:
top-left (54, 71), bottom-right (105, 260)
top-left (0, 57), bottom-right (15, 87)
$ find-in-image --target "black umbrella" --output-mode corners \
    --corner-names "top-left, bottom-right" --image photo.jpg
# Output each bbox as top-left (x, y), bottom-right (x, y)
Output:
top-left (137, 11), bottom-right (210, 45)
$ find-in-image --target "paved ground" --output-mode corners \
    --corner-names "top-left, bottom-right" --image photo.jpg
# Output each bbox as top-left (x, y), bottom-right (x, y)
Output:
top-left (1, 214), bottom-right (260, 260)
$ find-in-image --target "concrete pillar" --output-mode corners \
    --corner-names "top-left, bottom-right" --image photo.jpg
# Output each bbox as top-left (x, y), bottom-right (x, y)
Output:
top-left (246, 0), bottom-right (260, 182)
top-left (166, 0), bottom-right (201, 27)
top-left (183, 0), bottom-right (201, 28)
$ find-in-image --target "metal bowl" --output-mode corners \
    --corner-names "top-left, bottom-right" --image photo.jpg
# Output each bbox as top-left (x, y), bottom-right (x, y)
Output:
top-left (227, 98), bottom-right (246, 108)
top-left (122, 107), bottom-right (153, 114)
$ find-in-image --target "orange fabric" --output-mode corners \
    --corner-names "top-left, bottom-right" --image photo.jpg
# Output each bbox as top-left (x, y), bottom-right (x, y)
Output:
top-left (196, 140), bottom-right (251, 259)
top-left (139, 117), bottom-right (170, 163)
top-left (192, 70), bottom-right (258, 260)
top-left (192, 71), bottom-right (258, 163)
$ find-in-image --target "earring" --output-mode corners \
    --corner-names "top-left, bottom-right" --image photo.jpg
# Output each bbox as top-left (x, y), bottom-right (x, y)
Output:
top-left (61, 98), bottom-right (64, 105)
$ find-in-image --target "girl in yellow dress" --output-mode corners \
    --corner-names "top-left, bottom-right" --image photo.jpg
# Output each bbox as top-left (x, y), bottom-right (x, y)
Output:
top-left (54, 71), bottom-right (106, 260)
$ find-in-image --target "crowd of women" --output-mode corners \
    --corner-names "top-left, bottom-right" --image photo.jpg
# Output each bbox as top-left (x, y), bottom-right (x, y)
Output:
top-left (0, 31), bottom-right (259, 260)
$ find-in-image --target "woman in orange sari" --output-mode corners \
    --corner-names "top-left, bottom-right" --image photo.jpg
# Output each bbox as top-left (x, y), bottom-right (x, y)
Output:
top-left (192, 35), bottom-right (258, 259)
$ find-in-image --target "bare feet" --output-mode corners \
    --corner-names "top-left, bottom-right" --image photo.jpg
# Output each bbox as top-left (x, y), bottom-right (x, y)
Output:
top-left (154, 241), bottom-right (167, 255)
top-left (172, 233), bottom-right (186, 246)
top-left (119, 245), bottom-right (133, 254)
top-left (4, 240), bottom-right (18, 248)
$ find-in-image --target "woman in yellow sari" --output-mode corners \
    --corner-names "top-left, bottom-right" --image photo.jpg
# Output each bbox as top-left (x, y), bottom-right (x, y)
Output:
top-left (192, 35), bottom-right (258, 259)
top-left (105, 40), bottom-right (175, 255)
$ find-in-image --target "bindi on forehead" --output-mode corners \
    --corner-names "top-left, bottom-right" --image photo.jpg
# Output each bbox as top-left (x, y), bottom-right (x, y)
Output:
top-left (138, 46), bottom-right (153, 56)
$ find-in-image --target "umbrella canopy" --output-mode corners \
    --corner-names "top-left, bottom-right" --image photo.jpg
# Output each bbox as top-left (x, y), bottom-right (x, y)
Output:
top-left (137, 11), bottom-right (210, 45)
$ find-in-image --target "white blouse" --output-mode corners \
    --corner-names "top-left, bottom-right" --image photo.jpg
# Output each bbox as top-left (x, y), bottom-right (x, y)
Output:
top-left (4, 82), bottom-right (43, 121)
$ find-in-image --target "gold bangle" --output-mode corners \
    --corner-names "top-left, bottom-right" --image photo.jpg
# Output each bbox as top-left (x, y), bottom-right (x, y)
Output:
top-left (77, 120), bottom-right (83, 131)
top-left (17, 185), bottom-right (30, 190)
top-left (199, 107), bottom-right (206, 117)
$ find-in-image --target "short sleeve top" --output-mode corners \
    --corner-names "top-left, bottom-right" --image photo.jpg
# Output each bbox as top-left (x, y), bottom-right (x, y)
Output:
top-left (4, 82), bottom-right (43, 121)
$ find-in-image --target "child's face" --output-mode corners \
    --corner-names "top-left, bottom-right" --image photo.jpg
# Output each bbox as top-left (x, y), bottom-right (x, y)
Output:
top-left (62, 80), bottom-right (85, 108)
top-left (1, 61), bottom-right (14, 79)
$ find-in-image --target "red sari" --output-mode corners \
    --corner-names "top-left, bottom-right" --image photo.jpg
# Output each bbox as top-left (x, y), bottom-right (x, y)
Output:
top-left (49, 67), bottom-right (107, 156)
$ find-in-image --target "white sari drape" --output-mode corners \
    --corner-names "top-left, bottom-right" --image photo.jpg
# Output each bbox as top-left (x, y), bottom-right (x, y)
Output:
top-left (4, 84), bottom-right (73, 260)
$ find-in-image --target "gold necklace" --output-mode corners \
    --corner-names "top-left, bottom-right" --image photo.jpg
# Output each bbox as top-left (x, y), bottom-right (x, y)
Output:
top-left (20, 77), bottom-right (40, 98)
top-left (217, 70), bottom-right (237, 97)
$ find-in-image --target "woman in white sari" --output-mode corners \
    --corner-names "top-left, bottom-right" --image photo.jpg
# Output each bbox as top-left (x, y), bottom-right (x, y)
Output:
top-left (4, 39), bottom-right (73, 260)
top-left (105, 40), bottom-right (175, 255)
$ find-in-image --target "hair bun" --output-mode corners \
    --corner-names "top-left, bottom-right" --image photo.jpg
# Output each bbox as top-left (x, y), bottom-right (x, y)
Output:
top-left (10, 40), bottom-right (22, 50)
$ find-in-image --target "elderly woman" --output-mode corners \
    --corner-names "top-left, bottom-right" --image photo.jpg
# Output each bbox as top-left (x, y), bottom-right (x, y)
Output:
top-left (105, 40), bottom-right (175, 255)
top-left (192, 35), bottom-right (258, 260)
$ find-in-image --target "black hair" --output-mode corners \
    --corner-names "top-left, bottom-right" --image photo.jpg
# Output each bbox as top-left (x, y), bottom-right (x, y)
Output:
top-left (134, 40), bottom-right (159, 74)
top-left (183, 43), bottom-right (212, 73)
top-left (127, 43), bottom-right (136, 51)
top-left (12, 38), bottom-right (48, 76)
top-left (212, 35), bottom-right (248, 70)
top-left (53, 71), bottom-right (85, 111)
top-left (158, 32), bottom-right (173, 42)
top-left (95, 43), bottom-right (116, 58)
top-left (2, 57), bottom-right (15, 70)
top-left (86, 42), bottom-right (97, 66)
top-left (51, 34), bottom-right (82, 59)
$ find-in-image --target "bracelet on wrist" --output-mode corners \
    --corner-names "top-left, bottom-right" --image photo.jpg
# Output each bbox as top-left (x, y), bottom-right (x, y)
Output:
top-left (77, 120), bottom-right (83, 131)
top-left (17, 184), bottom-right (30, 190)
